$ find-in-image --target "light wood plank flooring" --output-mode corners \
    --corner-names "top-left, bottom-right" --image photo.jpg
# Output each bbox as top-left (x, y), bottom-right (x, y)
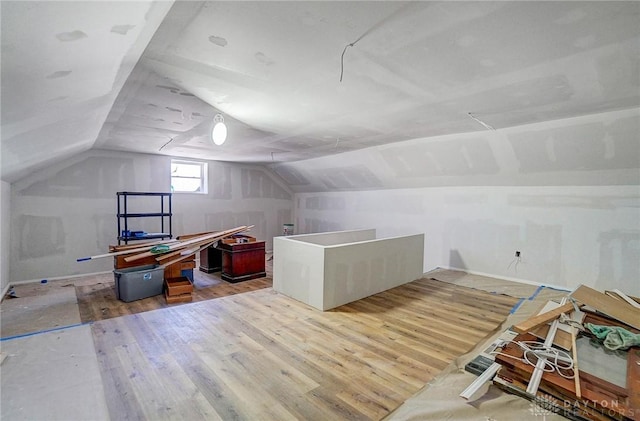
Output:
top-left (93, 278), bottom-right (519, 420)
top-left (77, 273), bottom-right (271, 323)
top-left (77, 260), bottom-right (273, 323)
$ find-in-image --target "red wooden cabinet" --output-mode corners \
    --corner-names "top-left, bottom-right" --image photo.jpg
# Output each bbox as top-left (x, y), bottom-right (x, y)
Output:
top-left (219, 241), bottom-right (266, 283)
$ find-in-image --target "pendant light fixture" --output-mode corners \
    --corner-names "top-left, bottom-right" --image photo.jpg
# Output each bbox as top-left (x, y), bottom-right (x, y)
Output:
top-left (211, 113), bottom-right (227, 145)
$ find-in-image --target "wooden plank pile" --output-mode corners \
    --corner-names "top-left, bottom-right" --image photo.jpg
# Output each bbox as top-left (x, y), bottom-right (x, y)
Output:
top-left (80, 225), bottom-right (253, 303)
top-left (487, 285), bottom-right (640, 420)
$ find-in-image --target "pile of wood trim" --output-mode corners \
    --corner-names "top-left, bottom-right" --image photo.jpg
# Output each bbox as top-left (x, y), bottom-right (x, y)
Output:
top-left (492, 285), bottom-right (640, 421)
top-left (122, 225), bottom-right (253, 268)
top-left (81, 226), bottom-right (253, 303)
top-left (92, 225), bottom-right (252, 267)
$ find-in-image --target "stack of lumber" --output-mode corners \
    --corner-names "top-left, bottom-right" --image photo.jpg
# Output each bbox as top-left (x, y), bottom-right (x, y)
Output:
top-left (490, 285), bottom-right (640, 421)
top-left (119, 225), bottom-right (253, 269)
top-left (80, 226), bottom-right (253, 302)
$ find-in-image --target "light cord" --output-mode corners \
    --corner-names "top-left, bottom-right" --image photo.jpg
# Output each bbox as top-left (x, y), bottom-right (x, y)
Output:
top-left (491, 340), bottom-right (575, 379)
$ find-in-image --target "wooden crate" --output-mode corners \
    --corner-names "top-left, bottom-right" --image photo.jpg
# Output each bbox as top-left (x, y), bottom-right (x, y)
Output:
top-left (165, 277), bottom-right (193, 296)
top-left (164, 291), bottom-right (192, 304)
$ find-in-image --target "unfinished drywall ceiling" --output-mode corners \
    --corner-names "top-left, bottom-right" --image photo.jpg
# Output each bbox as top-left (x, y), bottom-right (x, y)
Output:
top-left (0, 1), bottom-right (174, 182)
top-left (3, 1), bottom-right (639, 183)
top-left (271, 108), bottom-right (640, 192)
top-left (96, 0), bottom-right (640, 164)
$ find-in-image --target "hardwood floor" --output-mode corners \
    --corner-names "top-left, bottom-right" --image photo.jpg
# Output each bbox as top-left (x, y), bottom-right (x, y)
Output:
top-left (77, 263), bottom-right (272, 323)
top-left (92, 278), bottom-right (519, 420)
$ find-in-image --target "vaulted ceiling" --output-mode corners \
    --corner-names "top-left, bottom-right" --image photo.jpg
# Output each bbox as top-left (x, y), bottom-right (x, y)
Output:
top-left (2, 1), bottom-right (639, 184)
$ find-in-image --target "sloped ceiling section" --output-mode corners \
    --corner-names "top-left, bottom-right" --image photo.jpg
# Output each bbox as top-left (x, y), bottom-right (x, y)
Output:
top-left (2, 1), bottom-right (640, 185)
top-left (270, 108), bottom-right (640, 193)
top-left (0, 1), bottom-right (174, 182)
top-left (95, 1), bottom-right (640, 166)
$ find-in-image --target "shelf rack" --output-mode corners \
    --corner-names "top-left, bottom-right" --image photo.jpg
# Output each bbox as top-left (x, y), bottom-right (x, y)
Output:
top-left (117, 191), bottom-right (172, 245)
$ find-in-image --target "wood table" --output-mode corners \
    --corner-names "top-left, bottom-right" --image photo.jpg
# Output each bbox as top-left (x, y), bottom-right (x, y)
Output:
top-left (199, 245), bottom-right (222, 273)
top-left (218, 241), bottom-right (266, 283)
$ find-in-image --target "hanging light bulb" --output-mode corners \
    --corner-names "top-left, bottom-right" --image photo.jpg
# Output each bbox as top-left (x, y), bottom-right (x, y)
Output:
top-left (211, 114), bottom-right (227, 145)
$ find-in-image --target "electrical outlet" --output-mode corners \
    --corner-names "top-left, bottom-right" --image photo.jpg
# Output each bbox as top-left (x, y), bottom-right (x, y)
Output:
top-left (515, 251), bottom-right (521, 257)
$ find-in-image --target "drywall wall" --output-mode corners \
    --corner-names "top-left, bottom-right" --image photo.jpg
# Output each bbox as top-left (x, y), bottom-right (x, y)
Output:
top-left (274, 109), bottom-right (639, 295)
top-left (1, 181), bottom-right (11, 293)
top-left (9, 149), bottom-right (292, 283)
top-left (322, 233), bottom-right (424, 310)
top-left (293, 185), bottom-right (640, 295)
top-left (273, 231), bottom-right (424, 310)
top-left (273, 236), bottom-right (325, 310)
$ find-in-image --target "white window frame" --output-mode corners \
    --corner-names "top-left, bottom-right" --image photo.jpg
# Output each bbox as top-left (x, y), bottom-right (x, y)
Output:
top-left (170, 159), bottom-right (208, 194)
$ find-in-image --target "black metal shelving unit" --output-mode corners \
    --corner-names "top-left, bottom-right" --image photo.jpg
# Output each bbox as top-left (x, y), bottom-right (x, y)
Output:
top-left (116, 191), bottom-right (172, 245)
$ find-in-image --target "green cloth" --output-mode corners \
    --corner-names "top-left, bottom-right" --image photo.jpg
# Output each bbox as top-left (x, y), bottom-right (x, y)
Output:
top-left (585, 323), bottom-right (640, 350)
top-left (150, 244), bottom-right (171, 254)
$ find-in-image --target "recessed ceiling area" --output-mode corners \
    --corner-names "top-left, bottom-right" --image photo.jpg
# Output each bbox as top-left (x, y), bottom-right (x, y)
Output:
top-left (1, 1), bottom-right (639, 183)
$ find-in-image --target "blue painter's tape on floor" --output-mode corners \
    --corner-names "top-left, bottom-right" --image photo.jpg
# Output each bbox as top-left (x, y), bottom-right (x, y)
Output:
top-left (509, 298), bottom-right (525, 314)
top-left (0, 322), bottom-right (92, 342)
top-left (509, 285), bottom-right (549, 314)
top-left (528, 285), bottom-right (545, 301)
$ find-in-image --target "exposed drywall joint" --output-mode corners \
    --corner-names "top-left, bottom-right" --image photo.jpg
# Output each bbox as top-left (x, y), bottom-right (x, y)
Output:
top-left (467, 112), bottom-right (496, 130)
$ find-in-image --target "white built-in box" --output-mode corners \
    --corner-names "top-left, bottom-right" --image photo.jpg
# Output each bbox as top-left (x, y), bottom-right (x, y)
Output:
top-left (273, 229), bottom-right (424, 311)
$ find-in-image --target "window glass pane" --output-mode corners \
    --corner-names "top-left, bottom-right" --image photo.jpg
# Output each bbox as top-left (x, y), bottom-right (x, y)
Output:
top-left (171, 159), bottom-right (207, 194)
top-left (171, 178), bottom-right (201, 192)
top-left (171, 163), bottom-right (201, 177)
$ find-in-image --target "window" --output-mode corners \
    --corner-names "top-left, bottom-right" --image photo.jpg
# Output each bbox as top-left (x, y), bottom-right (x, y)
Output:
top-left (171, 160), bottom-right (207, 194)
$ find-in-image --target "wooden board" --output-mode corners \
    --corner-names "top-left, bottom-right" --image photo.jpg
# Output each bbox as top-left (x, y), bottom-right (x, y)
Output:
top-left (494, 333), bottom-right (635, 419)
top-left (164, 259), bottom-right (195, 279)
top-left (176, 231), bottom-right (219, 240)
top-left (164, 291), bottom-right (192, 304)
top-left (165, 277), bottom-right (194, 296)
top-left (628, 348), bottom-right (640, 419)
top-left (529, 300), bottom-right (584, 350)
top-left (125, 226), bottom-right (251, 263)
top-left (571, 284), bottom-right (640, 330)
top-left (154, 238), bottom-right (217, 262)
top-left (179, 260), bottom-right (196, 270)
top-left (606, 289), bottom-right (640, 309)
top-left (530, 324), bottom-right (573, 350)
top-left (494, 372), bottom-right (618, 421)
top-left (512, 302), bottom-right (575, 334)
top-left (109, 238), bottom-right (178, 252)
top-left (113, 254), bottom-right (158, 269)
